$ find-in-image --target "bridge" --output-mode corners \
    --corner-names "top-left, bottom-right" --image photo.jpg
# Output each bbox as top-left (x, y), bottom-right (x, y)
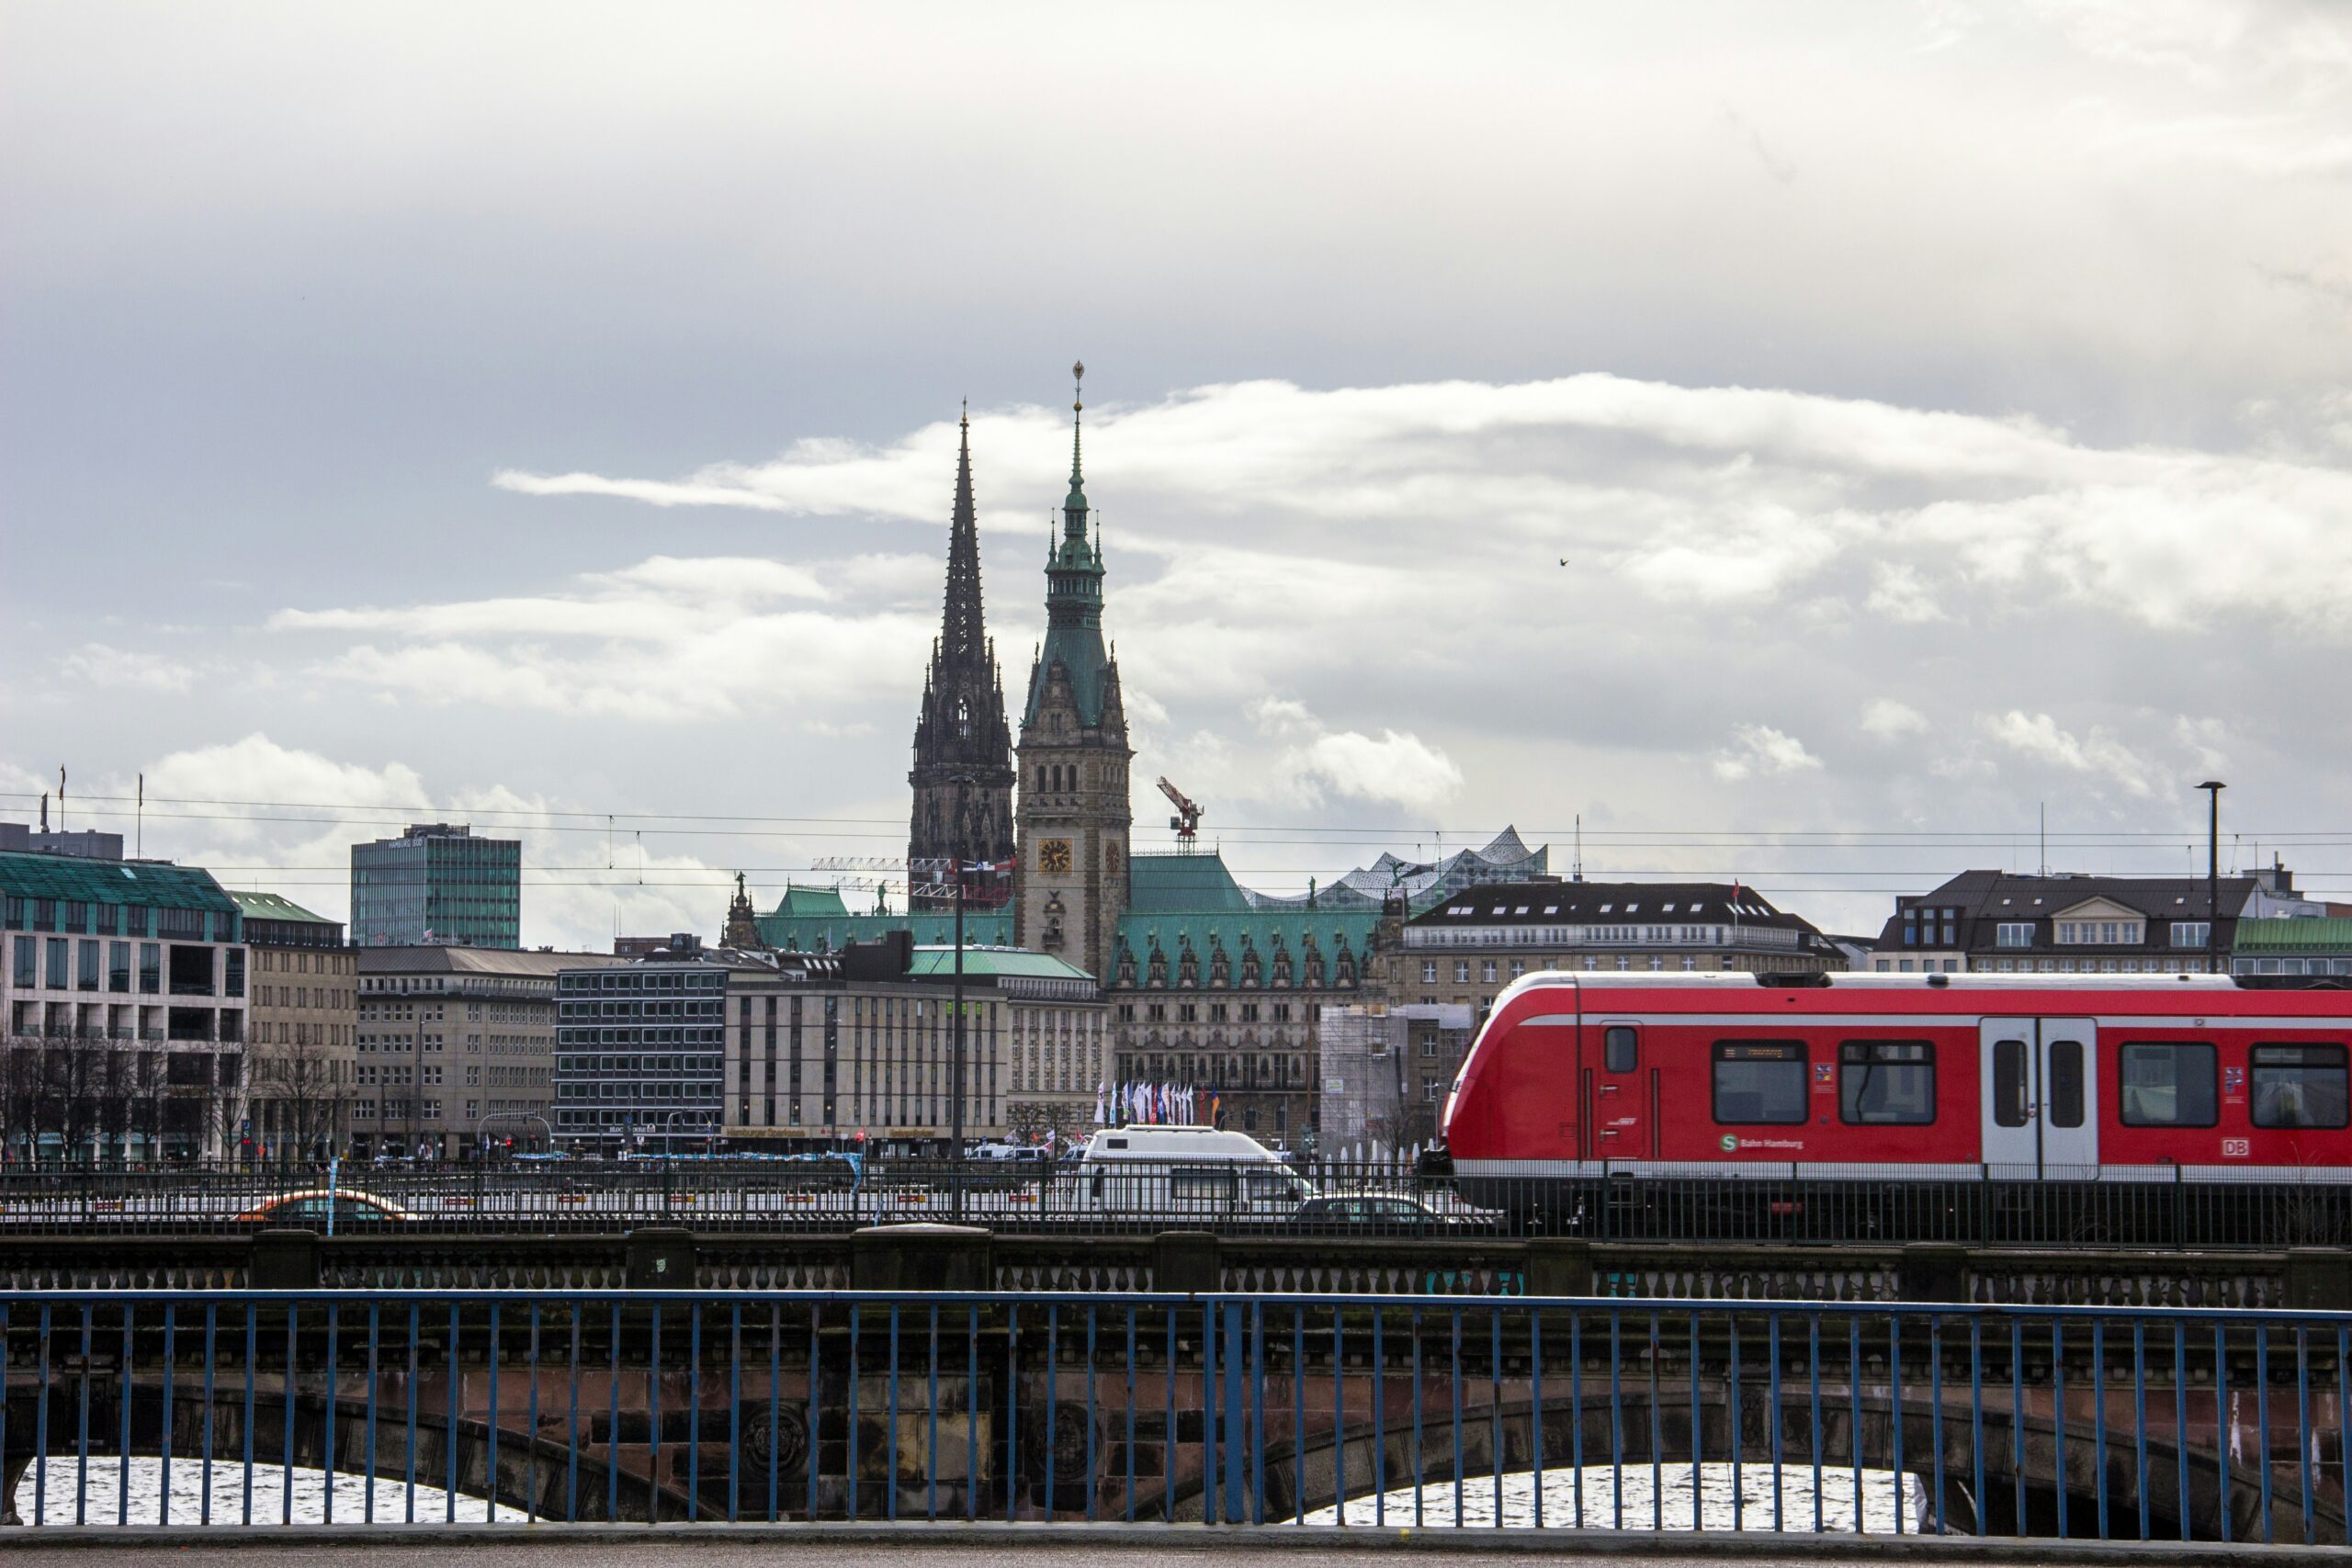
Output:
top-left (3, 1273), bottom-right (2348, 1547)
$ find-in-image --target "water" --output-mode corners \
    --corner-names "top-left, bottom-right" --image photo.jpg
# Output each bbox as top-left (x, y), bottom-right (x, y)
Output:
top-left (21, 1457), bottom-right (527, 1527)
top-left (1304, 1462), bottom-right (1931, 1532)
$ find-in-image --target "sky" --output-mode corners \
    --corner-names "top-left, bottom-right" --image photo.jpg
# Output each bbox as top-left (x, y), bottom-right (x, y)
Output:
top-left (4, 0), bottom-right (2350, 950)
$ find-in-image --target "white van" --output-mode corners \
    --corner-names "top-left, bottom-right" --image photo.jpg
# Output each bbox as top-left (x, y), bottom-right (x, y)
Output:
top-left (1072, 1125), bottom-right (1314, 1217)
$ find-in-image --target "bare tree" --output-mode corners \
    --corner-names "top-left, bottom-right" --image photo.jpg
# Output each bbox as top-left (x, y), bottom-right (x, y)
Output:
top-left (247, 1032), bottom-right (347, 1166)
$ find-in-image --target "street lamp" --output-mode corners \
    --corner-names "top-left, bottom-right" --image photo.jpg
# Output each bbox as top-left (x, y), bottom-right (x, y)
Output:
top-left (2198, 781), bottom-right (2226, 975)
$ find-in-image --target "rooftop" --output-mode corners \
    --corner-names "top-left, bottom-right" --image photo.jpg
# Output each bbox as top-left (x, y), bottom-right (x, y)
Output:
top-left (227, 889), bottom-right (337, 925)
top-left (1412, 879), bottom-right (1818, 933)
top-left (2233, 918), bottom-right (2352, 953)
top-left (358, 946), bottom-right (633, 977)
top-left (904, 945), bottom-right (1097, 984)
top-left (0, 851), bottom-right (237, 913)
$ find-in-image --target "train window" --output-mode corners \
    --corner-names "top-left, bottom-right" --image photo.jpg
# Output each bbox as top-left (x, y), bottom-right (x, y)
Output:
top-left (1604, 1025), bottom-right (1638, 1074)
top-left (2250, 1043), bottom-right (2349, 1130)
top-left (2047, 1040), bottom-right (2085, 1128)
top-left (2118, 1042), bottom-right (2218, 1127)
top-left (1992, 1040), bottom-right (2029, 1128)
top-left (1839, 1040), bottom-right (1935, 1124)
top-left (1711, 1041), bottom-right (1807, 1124)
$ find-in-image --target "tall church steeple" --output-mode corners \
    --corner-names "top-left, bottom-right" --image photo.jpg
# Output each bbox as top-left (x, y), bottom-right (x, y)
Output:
top-left (1015, 363), bottom-right (1133, 981)
top-left (909, 404), bottom-right (1015, 909)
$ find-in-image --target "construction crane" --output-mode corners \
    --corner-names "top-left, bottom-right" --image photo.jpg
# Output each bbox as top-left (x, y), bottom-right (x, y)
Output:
top-left (1157, 776), bottom-right (1203, 852)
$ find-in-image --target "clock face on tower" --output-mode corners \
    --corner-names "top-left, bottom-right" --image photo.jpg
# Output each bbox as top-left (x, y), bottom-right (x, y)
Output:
top-left (1039, 839), bottom-right (1073, 876)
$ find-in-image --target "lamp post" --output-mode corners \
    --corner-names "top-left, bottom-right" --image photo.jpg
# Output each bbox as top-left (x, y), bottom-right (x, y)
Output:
top-left (2198, 781), bottom-right (2226, 975)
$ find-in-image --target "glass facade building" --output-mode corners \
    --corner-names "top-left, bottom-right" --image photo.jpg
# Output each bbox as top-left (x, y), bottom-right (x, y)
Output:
top-left (350, 824), bottom-right (521, 950)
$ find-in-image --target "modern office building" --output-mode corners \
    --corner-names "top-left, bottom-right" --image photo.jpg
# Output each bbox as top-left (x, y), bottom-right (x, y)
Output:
top-left (355, 944), bottom-right (627, 1159)
top-left (350, 824), bottom-right (521, 949)
top-left (1, 847), bottom-right (248, 1162)
top-left (229, 889), bottom-right (355, 1163)
top-left (552, 935), bottom-right (769, 1156)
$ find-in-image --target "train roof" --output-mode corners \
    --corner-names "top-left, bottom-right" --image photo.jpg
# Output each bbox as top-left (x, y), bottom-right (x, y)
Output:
top-left (1503, 970), bottom-right (2249, 993)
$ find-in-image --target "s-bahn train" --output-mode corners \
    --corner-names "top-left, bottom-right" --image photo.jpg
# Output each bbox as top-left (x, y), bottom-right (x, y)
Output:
top-left (1439, 972), bottom-right (2352, 1219)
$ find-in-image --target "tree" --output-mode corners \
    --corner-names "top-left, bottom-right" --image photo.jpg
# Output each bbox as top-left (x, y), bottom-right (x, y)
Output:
top-left (247, 1032), bottom-right (347, 1165)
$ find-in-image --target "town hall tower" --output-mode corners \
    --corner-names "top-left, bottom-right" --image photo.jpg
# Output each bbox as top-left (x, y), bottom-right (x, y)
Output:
top-left (1013, 363), bottom-right (1133, 979)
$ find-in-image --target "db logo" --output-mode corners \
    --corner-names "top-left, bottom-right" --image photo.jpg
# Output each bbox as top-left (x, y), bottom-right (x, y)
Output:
top-left (2222, 1138), bottom-right (2250, 1159)
top-left (1720, 1134), bottom-right (1740, 1153)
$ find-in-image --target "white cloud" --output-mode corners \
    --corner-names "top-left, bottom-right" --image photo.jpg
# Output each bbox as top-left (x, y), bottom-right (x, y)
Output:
top-left (61, 644), bottom-right (195, 693)
top-left (1984, 710), bottom-right (2157, 797)
top-left (1860, 699), bottom-right (1931, 740)
top-left (272, 556), bottom-right (929, 721)
top-left (1713, 724), bottom-right (1826, 781)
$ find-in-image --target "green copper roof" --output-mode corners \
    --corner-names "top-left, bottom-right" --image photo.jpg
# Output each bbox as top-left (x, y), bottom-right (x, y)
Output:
top-left (1023, 366), bottom-right (1114, 729)
top-left (1128, 852), bottom-right (1253, 915)
top-left (2234, 918), bottom-right (2352, 953)
top-left (906, 945), bottom-right (1097, 984)
top-left (0, 852), bottom-right (236, 913)
top-left (757, 908), bottom-right (1014, 953)
top-left (769, 886), bottom-right (853, 919)
top-left (1114, 907), bottom-right (1381, 972)
top-left (228, 889), bottom-right (335, 924)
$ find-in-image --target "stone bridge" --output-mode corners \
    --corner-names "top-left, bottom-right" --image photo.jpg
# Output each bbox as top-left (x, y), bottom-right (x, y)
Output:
top-left (4, 1286), bottom-right (2345, 1542)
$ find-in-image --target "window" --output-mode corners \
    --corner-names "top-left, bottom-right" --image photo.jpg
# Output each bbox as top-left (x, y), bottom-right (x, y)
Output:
top-left (2119, 1042), bottom-right (2218, 1127)
top-left (1453, 961), bottom-right (1470, 984)
top-left (1839, 1041), bottom-right (1935, 1124)
top-left (1712, 1042), bottom-right (1807, 1124)
top-left (2171, 922), bottom-right (2210, 950)
top-left (2250, 1043), bottom-right (2348, 1130)
top-left (1996, 923), bottom-right (2033, 948)
top-left (1480, 961), bottom-right (1498, 983)
top-left (1603, 1025), bottom-right (1637, 1074)
top-left (1991, 1038), bottom-right (2029, 1128)
top-left (2046, 1040), bottom-right (2084, 1127)
top-left (45, 938), bottom-right (68, 989)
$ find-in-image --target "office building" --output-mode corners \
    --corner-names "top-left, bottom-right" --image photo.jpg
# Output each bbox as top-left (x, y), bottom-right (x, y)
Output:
top-left (1, 848), bottom-right (247, 1162)
top-left (351, 824), bottom-right (521, 949)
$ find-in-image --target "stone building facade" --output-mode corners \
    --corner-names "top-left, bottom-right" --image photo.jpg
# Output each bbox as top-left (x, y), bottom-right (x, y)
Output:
top-left (230, 889), bottom-right (355, 1162)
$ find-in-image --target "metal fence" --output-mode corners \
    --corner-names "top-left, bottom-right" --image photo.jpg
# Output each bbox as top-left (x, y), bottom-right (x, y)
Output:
top-left (0, 1287), bottom-right (2346, 1542)
top-left (3, 1156), bottom-right (2351, 1247)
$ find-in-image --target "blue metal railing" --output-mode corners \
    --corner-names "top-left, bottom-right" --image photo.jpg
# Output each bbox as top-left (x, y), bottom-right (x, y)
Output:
top-left (0, 1288), bottom-right (2346, 1542)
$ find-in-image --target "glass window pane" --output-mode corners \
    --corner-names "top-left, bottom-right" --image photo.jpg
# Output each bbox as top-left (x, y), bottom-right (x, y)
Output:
top-left (1711, 1041), bottom-right (1807, 1124)
top-left (1993, 1039), bottom-right (2029, 1128)
top-left (1839, 1040), bottom-right (1936, 1125)
top-left (2046, 1040), bottom-right (2085, 1127)
top-left (2119, 1042), bottom-right (2218, 1127)
top-left (2250, 1043), bottom-right (2349, 1130)
top-left (1604, 1026), bottom-right (1638, 1075)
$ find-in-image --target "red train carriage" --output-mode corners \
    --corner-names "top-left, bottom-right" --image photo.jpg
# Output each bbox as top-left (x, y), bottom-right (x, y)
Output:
top-left (1441, 973), bottom-right (2352, 1222)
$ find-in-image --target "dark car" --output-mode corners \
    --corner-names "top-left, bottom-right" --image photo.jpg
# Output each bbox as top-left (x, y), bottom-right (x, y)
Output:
top-left (1287, 1193), bottom-right (1492, 1235)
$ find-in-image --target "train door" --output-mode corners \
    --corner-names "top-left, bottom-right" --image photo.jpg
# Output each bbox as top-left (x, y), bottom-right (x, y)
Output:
top-left (1587, 1021), bottom-right (1650, 1163)
top-left (1979, 1018), bottom-right (2099, 1177)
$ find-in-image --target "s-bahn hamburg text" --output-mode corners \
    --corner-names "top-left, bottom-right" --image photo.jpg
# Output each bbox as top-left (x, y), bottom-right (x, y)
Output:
top-left (1441, 972), bottom-right (2352, 1206)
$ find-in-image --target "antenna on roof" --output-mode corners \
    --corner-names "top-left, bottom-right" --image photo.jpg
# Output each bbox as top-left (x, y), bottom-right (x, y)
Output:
top-left (1572, 814), bottom-right (1583, 883)
top-left (2039, 803), bottom-right (2047, 877)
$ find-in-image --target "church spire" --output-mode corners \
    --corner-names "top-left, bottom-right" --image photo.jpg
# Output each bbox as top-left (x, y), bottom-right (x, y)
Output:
top-left (938, 400), bottom-right (987, 661)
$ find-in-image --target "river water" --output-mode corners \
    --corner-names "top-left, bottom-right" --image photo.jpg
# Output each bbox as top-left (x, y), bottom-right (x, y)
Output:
top-left (20, 1457), bottom-right (526, 1526)
top-left (1303, 1461), bottom-right (1931, 1532)
top-left (25, 1455), bottom-right (1927, 1532)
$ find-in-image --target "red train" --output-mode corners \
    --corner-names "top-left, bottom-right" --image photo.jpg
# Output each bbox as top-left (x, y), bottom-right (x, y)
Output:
top-left (1441, 972), bottom-right (2351, 1211)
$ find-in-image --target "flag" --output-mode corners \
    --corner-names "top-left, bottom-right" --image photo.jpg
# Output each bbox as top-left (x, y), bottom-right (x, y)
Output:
top-left (1093, 1081), bottom-right (1107, 1125)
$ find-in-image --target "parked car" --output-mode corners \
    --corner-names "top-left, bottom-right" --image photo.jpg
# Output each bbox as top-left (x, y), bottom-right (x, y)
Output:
top-left (1286, 1192), bottom-right (1492, 1235)
top-left (235, 1190), bottom-right (418, 1224)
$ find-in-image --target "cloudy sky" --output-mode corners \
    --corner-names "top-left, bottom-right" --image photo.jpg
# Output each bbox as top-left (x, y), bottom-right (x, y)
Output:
top-left (5, 1), bottom-right (2350, 948)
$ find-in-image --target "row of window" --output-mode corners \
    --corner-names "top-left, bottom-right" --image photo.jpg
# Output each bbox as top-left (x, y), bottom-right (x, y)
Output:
top-left (1, 898), bottom-right (232, 942)
top-left (1686, 1036), bottom-right (2349, 1131)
